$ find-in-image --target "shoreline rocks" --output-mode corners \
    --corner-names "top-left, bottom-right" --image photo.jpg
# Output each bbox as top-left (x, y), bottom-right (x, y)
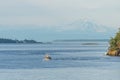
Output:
top-left (106, 49), bottom-right (120, 56)
top-left (106, 28), bottom-right (120, 57)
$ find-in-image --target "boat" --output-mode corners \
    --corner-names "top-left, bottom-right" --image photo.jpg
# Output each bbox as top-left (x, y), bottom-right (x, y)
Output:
top-left (43, 54), bottom-right (52, 61)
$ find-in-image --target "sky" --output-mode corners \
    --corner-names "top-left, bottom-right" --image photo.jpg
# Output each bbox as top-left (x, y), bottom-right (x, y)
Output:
top-left (0, 0), bottom-right (120, 41)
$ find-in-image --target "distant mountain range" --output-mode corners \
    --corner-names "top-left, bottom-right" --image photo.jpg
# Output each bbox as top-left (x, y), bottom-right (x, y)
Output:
top-left (54, 39), bottom-right (109, 42)
top-left (0, 19), bottom-right (117, 41)
top-left (55, 19), bottom-right (117, 39)
top-left (58, 19), bottom-right (115, 32)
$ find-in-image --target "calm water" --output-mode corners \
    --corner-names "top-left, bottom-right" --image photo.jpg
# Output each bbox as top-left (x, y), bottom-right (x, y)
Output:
top-left (0, 40), bottom-right (120, 80)
top-left (0, 40), bottom-right (119, 69)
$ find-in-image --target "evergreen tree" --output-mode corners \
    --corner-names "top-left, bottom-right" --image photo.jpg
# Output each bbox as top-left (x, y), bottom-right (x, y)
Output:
top-left (109, 28), bottom-right (120, 50)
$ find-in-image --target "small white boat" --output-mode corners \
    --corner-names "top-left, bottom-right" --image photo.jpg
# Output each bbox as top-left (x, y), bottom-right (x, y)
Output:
top-left (43, 54), bottom-right (52, 61)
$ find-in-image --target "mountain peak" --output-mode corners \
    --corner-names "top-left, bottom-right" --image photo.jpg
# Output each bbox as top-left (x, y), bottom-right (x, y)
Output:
top-left (58, 19), bottom-right (113, 33)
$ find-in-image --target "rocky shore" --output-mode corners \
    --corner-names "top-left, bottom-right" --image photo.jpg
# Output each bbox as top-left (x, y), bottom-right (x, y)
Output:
top-left (106, 49), bottom-right (120, 56)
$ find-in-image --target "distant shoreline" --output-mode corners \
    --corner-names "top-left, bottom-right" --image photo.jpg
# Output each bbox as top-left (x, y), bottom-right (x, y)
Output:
top-left (54, 39), bottom-right (109, 42)
top-left (0, 38), bottom-right (43, 44)
top-left (0, 38), bottom-right (109, 44)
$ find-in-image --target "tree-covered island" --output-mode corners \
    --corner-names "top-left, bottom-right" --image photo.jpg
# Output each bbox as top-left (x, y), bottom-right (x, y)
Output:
top-left (107, 28), bottom-right (120, 56)
top-left (0, 38), bottom-right (43, 44)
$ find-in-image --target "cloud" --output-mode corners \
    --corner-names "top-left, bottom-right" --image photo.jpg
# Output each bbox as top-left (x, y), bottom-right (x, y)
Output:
top-left (20, 0), bottom-right (120, 9)
top-left (0, 0), bottom-right (119, 27)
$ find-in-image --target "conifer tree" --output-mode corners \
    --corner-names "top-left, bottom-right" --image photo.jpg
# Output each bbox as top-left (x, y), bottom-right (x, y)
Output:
top-left (109, 28), bottom-right (120, 50)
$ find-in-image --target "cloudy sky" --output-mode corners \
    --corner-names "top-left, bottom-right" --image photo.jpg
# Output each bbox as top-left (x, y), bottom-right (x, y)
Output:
top-left (0, 0), bottom-right (120, 41)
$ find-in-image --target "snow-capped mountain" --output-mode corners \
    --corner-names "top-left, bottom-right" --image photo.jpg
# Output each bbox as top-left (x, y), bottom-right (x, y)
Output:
top-left (0, 19), bottom-right (117, 41)
top-left (54, 19), bottom-right (117, 39)
top-left (58, 19), bottom-right (115, 33)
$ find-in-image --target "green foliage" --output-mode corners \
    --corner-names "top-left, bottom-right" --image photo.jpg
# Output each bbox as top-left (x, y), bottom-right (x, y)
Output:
top-left (109, 28), bottom-right (120, 50)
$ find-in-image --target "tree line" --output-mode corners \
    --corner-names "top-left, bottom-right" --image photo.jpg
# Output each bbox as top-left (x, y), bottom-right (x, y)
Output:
top-left (0, 38), bottom-right (42, 43)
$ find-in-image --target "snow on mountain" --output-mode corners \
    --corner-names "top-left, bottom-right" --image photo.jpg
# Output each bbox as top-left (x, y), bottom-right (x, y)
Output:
top-left (54, 19), bottom-right (117, 39)
top-left (57, 19), bottom-right (115, 33)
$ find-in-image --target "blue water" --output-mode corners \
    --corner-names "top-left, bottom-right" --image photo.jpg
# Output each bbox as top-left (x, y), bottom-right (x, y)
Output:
top-left (0, 40), bottom-right (120, 69)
